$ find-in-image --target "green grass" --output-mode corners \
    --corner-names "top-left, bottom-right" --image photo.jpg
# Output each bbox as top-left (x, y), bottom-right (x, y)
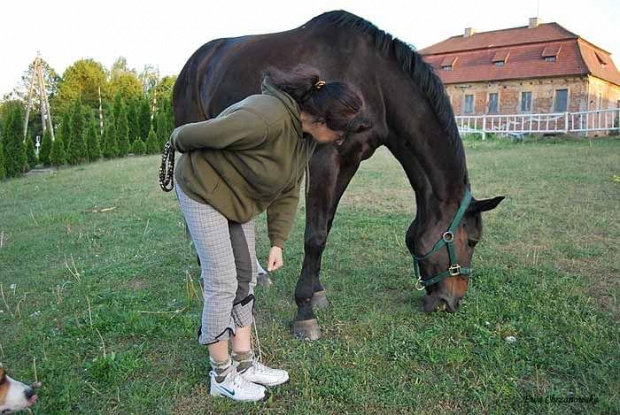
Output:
top-left (1, 137), bottom-right (619, 414)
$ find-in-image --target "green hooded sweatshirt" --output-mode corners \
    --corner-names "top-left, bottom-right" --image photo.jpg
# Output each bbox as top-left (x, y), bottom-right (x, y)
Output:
top-left (172, 81), bottom-right (315, 248)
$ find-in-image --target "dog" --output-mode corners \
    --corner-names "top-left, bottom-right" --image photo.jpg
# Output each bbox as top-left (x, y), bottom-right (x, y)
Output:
top-left (0, 366), bottom-right (39, 414)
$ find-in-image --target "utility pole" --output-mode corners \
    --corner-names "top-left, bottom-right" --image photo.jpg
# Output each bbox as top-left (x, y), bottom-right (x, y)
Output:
top-left (23, 53), bottom-right (55, 142)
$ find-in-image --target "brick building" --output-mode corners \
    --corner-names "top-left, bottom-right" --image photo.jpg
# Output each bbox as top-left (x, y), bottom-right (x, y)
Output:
top-left (419, 18), bottom-right (620, 117)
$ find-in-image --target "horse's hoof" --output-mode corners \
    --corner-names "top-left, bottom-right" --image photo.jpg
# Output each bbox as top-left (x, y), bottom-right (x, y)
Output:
top-left (293, 319), bottom-right (321, 341)
top-left (257, 273), bottom-right (272, 287)
top-left (311, 290), bottom-right (329, 309)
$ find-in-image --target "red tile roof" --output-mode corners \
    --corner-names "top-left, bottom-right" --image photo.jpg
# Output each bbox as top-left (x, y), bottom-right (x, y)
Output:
top-left (419, 23), bottom-right (620, 86)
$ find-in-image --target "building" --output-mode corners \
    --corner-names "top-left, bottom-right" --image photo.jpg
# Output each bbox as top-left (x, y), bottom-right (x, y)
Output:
top-left (419, 18), bottom-right (620, 118)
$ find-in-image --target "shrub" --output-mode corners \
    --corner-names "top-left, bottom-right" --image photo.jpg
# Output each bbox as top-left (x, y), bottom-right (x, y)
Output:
top-left (50, 137), bottom-right (67, 167)
top-left (131, 139), bottom-right (146, 155)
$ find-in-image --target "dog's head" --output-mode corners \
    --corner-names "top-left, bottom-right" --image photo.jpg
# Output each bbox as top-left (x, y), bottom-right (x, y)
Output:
top-left (0, 366), bottom-right (38, 414)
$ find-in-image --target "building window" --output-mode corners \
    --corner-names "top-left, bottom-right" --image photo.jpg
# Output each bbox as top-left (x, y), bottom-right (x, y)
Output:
top-left (488, 93), bottom-right (499, 114)
top-left (464, 94), bottom-right (474, 114)
top-left (521, 91), bottom-right (532, 112)
top-left (544, 56), bottom-right (557, 62)
top-left (494, 61), bottom-right (505, 67)
top-left (441, 65), bottom-right (453, 71)
top-left (554, 89), bottom-right (568, 112)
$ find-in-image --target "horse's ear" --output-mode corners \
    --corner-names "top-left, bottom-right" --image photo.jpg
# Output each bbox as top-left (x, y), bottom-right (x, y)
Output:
top-left (469, 196), bottom-right (505, 213)
top-left (347, 114), bottom-right (373, 134)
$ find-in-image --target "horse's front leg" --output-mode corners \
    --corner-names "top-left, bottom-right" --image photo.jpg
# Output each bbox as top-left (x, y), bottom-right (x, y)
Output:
top-left (293, 146), bottom-right (362, 340)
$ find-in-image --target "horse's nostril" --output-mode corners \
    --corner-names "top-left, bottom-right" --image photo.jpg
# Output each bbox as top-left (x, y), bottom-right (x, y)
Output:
top-left (25, 387), bottom-right (36, 399)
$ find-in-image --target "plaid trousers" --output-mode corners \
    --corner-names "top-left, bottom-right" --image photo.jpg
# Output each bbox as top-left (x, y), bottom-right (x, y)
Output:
top-left (176, 184), bottom-right (257, 344)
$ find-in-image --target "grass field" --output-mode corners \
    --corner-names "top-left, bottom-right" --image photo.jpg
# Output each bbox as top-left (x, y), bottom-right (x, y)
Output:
top-left (1, 137), bottom-right (619, 414)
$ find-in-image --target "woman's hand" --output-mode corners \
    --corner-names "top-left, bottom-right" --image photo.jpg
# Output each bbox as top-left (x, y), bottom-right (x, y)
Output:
top-left (267, 246), bottom-right (283, 272)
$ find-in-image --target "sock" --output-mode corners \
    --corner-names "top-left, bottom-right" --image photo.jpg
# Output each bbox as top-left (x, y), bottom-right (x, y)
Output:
top-left (232, 350), bottom-right (254, 373)
top-left (210, 357), bottom-right (232, 383)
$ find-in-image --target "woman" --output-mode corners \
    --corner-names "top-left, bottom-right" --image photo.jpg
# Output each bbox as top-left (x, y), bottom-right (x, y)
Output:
top-left (165, 65), bottom-right (363, 402)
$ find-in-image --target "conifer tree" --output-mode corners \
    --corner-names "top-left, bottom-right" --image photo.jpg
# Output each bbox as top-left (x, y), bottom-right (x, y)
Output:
top-left (39, 129), bottom-right (53, 166)
top-left (102, 115), bottom-right (119, 159)
top-left (146, 127), bottom-right (159, 154)
top-left (50, 136), bottom-right (66, 167)
top-left (116, 99), bottom-right (130, 156)
top-left (139, 98), bottom-right (152, 141)
top-left (25, 135), bottom-right (37, 170)
top-left (2, 103), bottom-right (27, 177)
top-left (61, 112), bottom-right (72, 153)
top-left (156, 110), bottom-right (168, 147)
top-left (127, 99), bottom-right (140, 143)
top-left (67, 100), bottom-right (87, 164)
top-left (131, 138), bottom-right (146, 155)
top-left (0, 139), bottom-right (6, 179)
top-left (86, 122), bottom-right (101, 162)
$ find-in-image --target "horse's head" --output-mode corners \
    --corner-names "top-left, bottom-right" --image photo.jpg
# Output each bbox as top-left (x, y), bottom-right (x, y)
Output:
top-left (407, 192), bottom-right (504, 313)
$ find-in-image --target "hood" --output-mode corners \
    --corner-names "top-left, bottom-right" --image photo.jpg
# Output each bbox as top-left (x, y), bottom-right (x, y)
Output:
top-left (261, 80), bottom-right (302, 138)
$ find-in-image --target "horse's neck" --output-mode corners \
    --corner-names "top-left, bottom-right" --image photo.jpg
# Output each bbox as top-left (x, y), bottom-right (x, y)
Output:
top-left (385, 90), bottom-right (468, 220)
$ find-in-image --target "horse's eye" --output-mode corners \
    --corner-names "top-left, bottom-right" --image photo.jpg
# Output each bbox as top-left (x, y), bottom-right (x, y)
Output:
top-left (467, 239), bottom-right (478, 248)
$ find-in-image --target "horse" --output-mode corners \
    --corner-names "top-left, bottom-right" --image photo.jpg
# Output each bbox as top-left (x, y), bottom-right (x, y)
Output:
top-left (172, 10), bottom-right (504, 340)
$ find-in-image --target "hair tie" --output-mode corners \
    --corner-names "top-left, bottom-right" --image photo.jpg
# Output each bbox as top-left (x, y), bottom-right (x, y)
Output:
top-left (314, 80), bottom-right (326, 90)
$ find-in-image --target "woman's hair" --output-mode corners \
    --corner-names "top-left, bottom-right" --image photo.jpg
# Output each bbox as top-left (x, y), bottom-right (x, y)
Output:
top-left (263, 65), bottom-right (363, 132)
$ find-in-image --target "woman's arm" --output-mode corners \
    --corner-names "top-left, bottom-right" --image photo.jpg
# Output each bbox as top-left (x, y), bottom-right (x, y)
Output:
top-left (266, 178), bottom-right (302, 250)
top-left (171, 109), bottom-right (268, 153)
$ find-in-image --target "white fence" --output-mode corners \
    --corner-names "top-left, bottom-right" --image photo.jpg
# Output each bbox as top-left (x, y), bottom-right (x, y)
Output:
top-left (455, 108), bottom-right (620, 139)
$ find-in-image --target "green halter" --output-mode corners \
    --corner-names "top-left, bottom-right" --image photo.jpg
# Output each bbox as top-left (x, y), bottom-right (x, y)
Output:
top-left (414, 187), bottom-right (472, 289)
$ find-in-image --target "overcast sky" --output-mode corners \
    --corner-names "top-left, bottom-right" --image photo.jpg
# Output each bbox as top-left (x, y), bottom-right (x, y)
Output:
top-left (1, 0), bottom-right (618, 97)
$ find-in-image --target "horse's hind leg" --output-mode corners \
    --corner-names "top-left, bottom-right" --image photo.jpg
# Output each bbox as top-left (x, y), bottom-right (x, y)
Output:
top-left (293, 146), bottom-right (361, 340)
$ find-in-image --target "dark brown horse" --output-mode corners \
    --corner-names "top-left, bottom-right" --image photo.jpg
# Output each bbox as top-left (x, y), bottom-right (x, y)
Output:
top-left (173, 10), bottom-right (503, 340)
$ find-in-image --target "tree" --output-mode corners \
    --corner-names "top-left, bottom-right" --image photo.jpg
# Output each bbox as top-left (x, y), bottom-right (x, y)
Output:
top-left (67, 99), bottom-right (87, 165)
top-left (0, 138), bottom-right (6, 179)
top-left (39, 129), bottom-right (53, 166)
top-left (116, 98), bottom-right (130, 156)
top-left (127, 98), bottom-right (140, 143)
top-left (102, 115), bottom-right (118, 159)
top-left (60, 112), bottom-right (72, 153)
top-left (2, 102), bottom-right (28, 177)
top-left (139, 65), bottom-right (159, 95)
top-left (86, 122), bottom-right (101, 162)
top-left (110, 57), bottom-right (143, 102)
top-left (139, 98), bottom-right (151, 141)
top-left (53, 59), bottom-right (109, 117)
top-left (146, 127), bottom-right (159, 154)
top-left (25, 135), bottom-right (37, 170)
top-left (49, 136), bottom-right (66, 167)
top-left (130, 138), bottom-right (146, 155)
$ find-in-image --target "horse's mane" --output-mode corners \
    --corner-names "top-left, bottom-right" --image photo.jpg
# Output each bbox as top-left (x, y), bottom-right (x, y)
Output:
top-left (305, 10), bottom-right (465, 166)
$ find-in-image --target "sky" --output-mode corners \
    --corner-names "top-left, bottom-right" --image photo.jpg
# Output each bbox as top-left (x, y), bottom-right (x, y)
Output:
top-left (1, 0), bottom-right (619, 98)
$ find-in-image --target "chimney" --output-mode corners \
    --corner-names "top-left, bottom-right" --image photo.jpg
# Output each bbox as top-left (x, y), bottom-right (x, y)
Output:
top-left (529, 17), bottom-right (541, 28)
top-left (464, 27), bottom-right (476, 37)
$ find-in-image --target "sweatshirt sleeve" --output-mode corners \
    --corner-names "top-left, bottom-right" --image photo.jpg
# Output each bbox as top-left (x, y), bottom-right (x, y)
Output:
top-left (171, 109), bottom-right (267, 153)
top-left (267, 178), bottom-right (303, 249)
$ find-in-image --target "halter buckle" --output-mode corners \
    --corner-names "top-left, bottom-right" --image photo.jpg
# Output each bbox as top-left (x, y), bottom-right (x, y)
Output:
top-left (442, 231), bottom-right (454, 242)
top-left (415, 277), bottom-right (425, 291)
top-left (449, 264), bottom-right (461, 276)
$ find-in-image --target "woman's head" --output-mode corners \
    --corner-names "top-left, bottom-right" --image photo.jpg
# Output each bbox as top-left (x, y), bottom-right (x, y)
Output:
top-left (263, 65), bottom-right (364, 143)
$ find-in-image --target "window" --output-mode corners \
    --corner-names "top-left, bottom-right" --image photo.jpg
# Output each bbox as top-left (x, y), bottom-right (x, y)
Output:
top-left (494, 61), bottom-right (505, 67)
top-left (492, 50), bottom-right (509, 67)
top-left (521, 92), bottom-right (532, 112)
top-left (554, 89), bottom-right (568, 112)
top-left (488, 93), bottom-right (498, 114)
top-left (542, 45), bottom-right (561, 61)
top-left (464, 94), bottom-right (474, 114)
top-left (441, 56), bottom-right (458, 71)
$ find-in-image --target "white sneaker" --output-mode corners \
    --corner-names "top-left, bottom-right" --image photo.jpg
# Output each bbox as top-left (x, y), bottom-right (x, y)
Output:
top-left (209, 369), bottom-right (266, 402)
top-left (236, 360), bottom-right (289, 387)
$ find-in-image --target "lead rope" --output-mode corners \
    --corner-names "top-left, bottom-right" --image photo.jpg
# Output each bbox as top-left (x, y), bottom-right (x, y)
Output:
top-left (159, 141), bottom-right (175, 192)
